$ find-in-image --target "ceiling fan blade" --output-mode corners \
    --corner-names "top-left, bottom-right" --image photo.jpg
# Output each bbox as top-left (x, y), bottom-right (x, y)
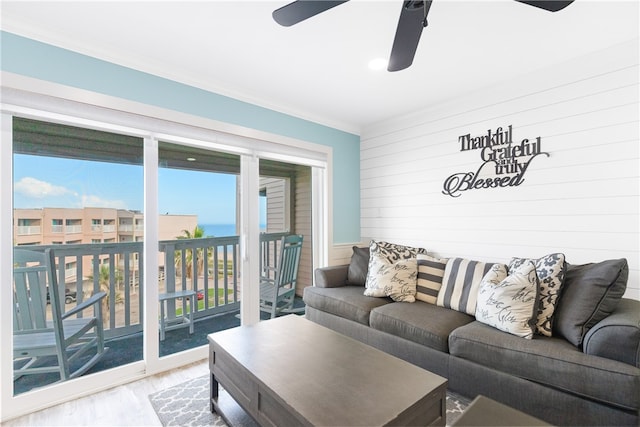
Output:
top-left (273, 0), bottom-right (349, 27)
top-left (388, 1), bottom-right (432, 72)
top-left (514, 1), bottom-right (574, 12)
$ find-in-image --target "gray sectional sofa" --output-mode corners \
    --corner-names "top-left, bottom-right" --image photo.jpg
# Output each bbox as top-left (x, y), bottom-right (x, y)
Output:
top-left (303, 250), bottom-right (640, 426)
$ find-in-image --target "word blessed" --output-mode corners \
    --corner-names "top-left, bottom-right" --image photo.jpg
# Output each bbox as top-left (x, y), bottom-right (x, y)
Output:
top-left (442, 125), bottom-right (549, 197)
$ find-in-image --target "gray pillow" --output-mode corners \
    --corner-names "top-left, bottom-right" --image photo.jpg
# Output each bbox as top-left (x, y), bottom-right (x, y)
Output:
top-left (553, 258), bottom-right (628, 347)
top-left (346, 246), bottom-right (370, 286)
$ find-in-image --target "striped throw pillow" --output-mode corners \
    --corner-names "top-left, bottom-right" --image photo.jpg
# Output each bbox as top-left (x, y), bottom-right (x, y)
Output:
top-left (437, 257), bottom-right (496, 315)
top-left (416, 254), bottom-right (448, 304)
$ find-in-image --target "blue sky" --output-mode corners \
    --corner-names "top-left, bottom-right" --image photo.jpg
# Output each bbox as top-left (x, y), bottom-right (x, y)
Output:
top-left (13, 154), bottom-right (245, 224)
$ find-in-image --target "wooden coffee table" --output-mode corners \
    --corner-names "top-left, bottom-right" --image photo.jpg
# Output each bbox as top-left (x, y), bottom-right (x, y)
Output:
top-left (209, 315), bottom-right (447, 426)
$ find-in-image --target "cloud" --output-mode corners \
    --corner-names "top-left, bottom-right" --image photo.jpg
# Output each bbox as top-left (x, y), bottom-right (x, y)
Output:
top-left (14, 177), bottom-right (76, 198)
top-left (80, 195), bottom-right (127, 209)
top-left (14, 177), bottom-right (128, 210)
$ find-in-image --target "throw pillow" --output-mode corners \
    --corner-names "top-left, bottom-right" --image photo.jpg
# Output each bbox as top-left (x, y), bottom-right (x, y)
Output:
top-left (553, 258), bottom-right (628, 347)
top-left (365, 240), bottom-right (427, 296)
top-left (416, 254), bottom-right (448, 304)
top-left (509, 253), bottom-right (566, 337)
top-left (346, 246), bottom-right (370, 286)
top-left (437, 257), bottom-right (496, 315)
top-left (372, 258), bottom-right (418, 302)
top-left (476, 262), bottom-right (539, 339)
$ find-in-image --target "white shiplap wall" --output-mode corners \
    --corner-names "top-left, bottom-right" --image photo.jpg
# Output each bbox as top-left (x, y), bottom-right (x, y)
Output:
top-left (360, 39), bottom-right (639, 300)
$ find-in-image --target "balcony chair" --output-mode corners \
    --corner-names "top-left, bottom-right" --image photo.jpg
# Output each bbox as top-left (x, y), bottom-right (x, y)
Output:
top-left (13, 248), bottom-right (108, 382)
top-left (260, 234), bottom-right (304, 318)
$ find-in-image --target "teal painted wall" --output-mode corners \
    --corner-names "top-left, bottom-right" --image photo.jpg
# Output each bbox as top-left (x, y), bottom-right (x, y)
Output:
top-left (1, 31), bottom-right (360, 243)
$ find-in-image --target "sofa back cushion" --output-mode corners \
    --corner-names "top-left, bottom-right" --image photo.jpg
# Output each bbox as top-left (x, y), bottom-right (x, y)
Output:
top-left (437, 258), bottom-right (496, 316)
top-left (553, 258), bottom-right (628, 347)
top-left (346, 246), bottom-right (370, 286)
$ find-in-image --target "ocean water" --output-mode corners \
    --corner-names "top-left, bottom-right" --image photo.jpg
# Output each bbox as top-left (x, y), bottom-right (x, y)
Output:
top-left (201, 224), bottom-right (237, 237)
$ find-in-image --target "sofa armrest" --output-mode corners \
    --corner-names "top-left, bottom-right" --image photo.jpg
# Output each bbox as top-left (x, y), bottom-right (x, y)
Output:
top-left (583, 298), bottom-right (640, 368)
top-left (314, 265), bottom-right (349, 288)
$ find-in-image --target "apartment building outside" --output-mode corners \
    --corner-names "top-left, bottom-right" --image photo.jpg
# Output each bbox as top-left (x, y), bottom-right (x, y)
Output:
top-left (14, 207), bottom-right (197, 287)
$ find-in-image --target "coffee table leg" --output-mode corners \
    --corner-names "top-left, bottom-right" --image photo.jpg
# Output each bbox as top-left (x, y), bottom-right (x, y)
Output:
top-left (210, 372), bottom-right (219, 413)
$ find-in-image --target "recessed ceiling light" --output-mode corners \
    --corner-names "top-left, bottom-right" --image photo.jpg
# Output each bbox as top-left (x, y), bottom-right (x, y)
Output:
top-left (368, 58), bottom-right (387, 71)
top-left (187, 157), bottom-right (196, 162)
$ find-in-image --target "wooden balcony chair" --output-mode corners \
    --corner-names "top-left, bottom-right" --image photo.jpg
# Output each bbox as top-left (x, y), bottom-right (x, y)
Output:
top-left (13, 248), bottom-right (108, 382)
top-left (260, 234), bottom-right (304, 318)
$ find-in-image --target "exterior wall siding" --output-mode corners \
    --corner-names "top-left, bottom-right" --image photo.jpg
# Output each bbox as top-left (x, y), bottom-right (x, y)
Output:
top-left (360, 40), bottom-right (639, 300)
top-left (261, 177), bottom-right (288, 233)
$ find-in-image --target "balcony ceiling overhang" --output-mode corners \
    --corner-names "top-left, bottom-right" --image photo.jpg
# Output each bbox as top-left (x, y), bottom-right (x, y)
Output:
top-left (13, 117), bottom-right (305, 178)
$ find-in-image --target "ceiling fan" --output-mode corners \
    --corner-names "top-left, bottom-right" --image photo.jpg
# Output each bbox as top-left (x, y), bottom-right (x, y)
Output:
top-left (273, 0), bottom-right (574, 72)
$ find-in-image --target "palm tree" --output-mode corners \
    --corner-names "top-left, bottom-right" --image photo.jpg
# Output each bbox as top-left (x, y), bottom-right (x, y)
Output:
top-left (88, 264), bottom-right (123, 326)
top-left (175, 225), bottom-right (208, 279)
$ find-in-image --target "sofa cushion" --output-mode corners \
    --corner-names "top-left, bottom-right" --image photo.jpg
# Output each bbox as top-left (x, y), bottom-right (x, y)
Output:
top-left (303, 285), bottom-right (392, 326)
top-left (370, 301), bottom-right (474, 353)
top-left (365, 240), bottom-right (427, 296)
top-left (449, 321), bottom-right (640, 411)
top-left (475, 262), bottom-right (539, 339)
top-left (553, 258), bottom-right (628, 347)
top-left (346, 246), bottom-right (369, 286)
top-left (509, 253), bottom-right (566, 337)
top-left (437, 257), bottom-right (496, 315)
top-left (416, 254), bottom-right (448, 304)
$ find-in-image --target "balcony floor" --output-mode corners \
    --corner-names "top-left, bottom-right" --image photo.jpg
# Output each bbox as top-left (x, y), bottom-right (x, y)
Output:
top-left (14, 297), bottom-right (305, 396)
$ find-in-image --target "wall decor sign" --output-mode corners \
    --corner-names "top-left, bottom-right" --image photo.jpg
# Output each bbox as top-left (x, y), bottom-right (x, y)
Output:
top-left (442, 125), bottom-right (549, 197)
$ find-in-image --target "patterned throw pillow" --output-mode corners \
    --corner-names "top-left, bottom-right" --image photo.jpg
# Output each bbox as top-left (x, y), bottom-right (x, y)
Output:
top-left (509, 253), bottom-right (566, 337)
top-left (364, 240), bottom-right (427, 297)
top-left (476, 261), bottom-right (539, 339)
top-left (416, 254), bottom-right (448, 304)
top-left (371, 258), bottom-right (418, 302)
top-left (437, 258), bottom-right (495, 315)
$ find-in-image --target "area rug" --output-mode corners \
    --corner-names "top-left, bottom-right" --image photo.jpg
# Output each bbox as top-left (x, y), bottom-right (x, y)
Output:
top-left (149, 375), bottom-right (472, 426)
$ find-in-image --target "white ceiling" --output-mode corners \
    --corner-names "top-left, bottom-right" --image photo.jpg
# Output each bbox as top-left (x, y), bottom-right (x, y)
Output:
top-left (1, 1), bottom-right (638, 134)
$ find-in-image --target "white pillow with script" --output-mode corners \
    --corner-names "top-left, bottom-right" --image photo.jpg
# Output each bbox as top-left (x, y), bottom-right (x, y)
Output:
top-left (475, 262), bottom-right (539, 339)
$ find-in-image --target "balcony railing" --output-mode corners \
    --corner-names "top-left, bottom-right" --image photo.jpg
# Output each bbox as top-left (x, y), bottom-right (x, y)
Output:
top-left (159, 236), bottom-right (241, 322)
top-left (15, 232), bottom-right (289, 340)
top-left (17, 225), bottom-right (41, 235)
top-left (65, 225), bottom-right (82, 234)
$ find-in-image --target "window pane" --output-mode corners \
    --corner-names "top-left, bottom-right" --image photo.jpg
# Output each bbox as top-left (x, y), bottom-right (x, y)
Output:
top-left (12, 118), bottom-right (143, 395)
top-left (158, 141), bottom-right (241, 356)
top-left (258, 159), bottom-right (311, 321)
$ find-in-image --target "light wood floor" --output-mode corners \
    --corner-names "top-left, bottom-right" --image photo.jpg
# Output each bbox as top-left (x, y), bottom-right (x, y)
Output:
top-left (4, 359), bottom-right (210, 427)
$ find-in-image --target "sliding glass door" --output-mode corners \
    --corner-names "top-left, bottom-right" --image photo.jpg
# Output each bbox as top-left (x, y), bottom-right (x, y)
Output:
top-left (1, 98), bottom-right (328, 420)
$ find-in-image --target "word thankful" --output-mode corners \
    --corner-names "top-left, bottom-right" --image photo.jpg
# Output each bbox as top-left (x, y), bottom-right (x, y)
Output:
top-left (442, 125), bottom-right (549, 197)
